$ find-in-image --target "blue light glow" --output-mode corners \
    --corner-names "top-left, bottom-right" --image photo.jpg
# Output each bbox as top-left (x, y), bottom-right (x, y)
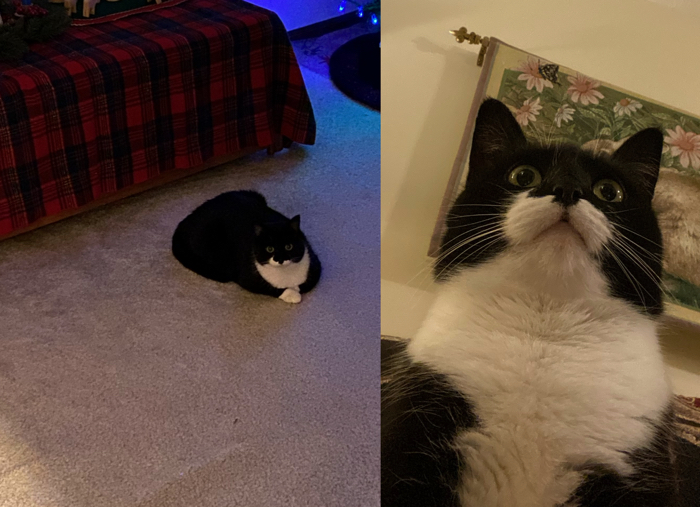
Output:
top-left (338, 1), bottom-right (346, 12)
top-left (370, 13), bottom-right (378, 25)
top-left (357, 6), bottom-right (363, 17)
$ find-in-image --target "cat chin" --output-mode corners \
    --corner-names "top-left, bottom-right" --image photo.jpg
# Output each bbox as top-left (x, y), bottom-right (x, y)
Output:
top-left (533, 221), bottom-right (586, 248)
top-left (266, 260), bottom-right (295, 267)
top-left (508, 237), bottom-right (593, 283)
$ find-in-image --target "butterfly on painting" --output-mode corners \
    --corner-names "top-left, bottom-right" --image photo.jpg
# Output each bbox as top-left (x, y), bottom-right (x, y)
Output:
top-left (538, 61), bottom-right (561, 86)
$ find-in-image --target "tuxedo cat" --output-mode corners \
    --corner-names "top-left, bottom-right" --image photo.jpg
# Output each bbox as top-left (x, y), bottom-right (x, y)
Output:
top-left (382, 99), bottom-right (678, 506)
top-left (172, 190), bottom-right (321, 303)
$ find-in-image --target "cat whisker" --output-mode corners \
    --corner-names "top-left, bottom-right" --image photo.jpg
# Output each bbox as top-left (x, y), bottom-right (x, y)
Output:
top-left (602, 243), bottom-right (650, 309)
top-left (437, 223), bottom-right (503, 254)
top-left (445, 212), bottom-right (504, 219)
top-left (433, 229), bottom-right (504, 280)
top-left (436, 225), bottom-right (501, 270)
top-left (448, 203), bottom-right (505, 208)
top-left (433, 237), bottom-right (501, 282)
top-left (612, 234), bottom-right (663, 266)
top-left (612, 240), bottom-right (662, 286)
top-left (605, 208), bottom-right (642, 215)
top-left (457, 235), bottom-right (504, 266)
top-left (612, 222), bottom-right (663, 248)
top-left (610, 234), bottom-right (661, 275)
top-left (401, 225), bottom-right (504, 302)
top-left (445, 217), bottom-right (502, 230)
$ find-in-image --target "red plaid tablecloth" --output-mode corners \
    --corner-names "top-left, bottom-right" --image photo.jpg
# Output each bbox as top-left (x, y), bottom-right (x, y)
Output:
top-left (0, 0), bottom-right (316, 235)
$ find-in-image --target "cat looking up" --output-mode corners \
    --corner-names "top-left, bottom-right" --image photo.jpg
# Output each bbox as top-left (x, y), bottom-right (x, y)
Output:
top-left (172, 190), bottom-right (321, 304)
top-left (382, 98), bottom-right (677, 506)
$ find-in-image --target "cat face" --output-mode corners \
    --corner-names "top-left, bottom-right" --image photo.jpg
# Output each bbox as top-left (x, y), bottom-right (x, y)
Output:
top-left (254, 215), bottom-right (306, 266)
top-left (436, 98), bottom-right (664, 315)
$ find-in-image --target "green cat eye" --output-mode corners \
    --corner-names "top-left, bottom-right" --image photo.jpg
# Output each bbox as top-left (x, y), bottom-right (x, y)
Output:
top-left (508, 165), bottom-right (542, 188)
top-left (593, 179), bottom-right (624, 203)
top-left (266, 246), bottom-right (274, 253)
top-left (285, 244), bottom-right (293, 251)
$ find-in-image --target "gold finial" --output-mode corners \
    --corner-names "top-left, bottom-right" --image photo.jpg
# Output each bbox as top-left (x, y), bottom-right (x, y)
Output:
top-left (449, 27), bottom-right (490, 66)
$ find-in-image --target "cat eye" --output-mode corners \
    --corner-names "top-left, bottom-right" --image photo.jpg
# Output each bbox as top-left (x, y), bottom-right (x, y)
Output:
top-left (593, 179), bottom-right (624, 203)
top-left (285, 244), bottom-right (293, 251)
top-left (266, 246), bottom-right (274, 253)
top-left (508, 165), bottom-right (542, 188)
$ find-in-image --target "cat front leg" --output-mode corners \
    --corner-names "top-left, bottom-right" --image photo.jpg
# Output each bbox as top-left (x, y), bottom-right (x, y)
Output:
top-left (279, 287), bottom-right (301, 304)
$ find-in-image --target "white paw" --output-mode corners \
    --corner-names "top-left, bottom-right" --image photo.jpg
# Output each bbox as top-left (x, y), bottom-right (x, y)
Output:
top-left (279, 288), bottom-right (302, 304)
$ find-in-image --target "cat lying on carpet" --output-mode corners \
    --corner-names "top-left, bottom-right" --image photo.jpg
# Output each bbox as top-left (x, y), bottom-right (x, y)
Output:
top-left (382, 98), bottom-right (678, 506)
top-left (172, 190), bottom-right (321, 304)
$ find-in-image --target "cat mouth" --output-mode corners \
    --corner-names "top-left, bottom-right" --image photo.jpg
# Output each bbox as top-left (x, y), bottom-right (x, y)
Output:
top-left (545, 219), bottom-right (582, 236)
top-left (504, 195), bottom-right (612, 255)
top-left (536, 210), bottom-right (586, 245)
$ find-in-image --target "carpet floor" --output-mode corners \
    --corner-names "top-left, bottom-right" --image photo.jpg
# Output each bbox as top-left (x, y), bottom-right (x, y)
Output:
top-left (292, 20), bottom-right (377, 81)
top-left (0, 43), bottom-right (380, 507)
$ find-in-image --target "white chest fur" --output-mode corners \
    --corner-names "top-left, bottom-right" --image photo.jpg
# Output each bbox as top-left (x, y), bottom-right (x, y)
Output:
top-left (255, 250), bottom-right (310, 289)
top-left (408, 253), bottom-right (672, 507)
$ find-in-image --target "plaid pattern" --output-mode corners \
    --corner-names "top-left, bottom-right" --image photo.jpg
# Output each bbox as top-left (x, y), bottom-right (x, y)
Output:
top-left (0, 0), bottom-right (316, 235)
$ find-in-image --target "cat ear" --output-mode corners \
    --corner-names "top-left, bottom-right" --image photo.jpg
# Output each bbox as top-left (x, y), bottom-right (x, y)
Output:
top-left (469, 98), bottom-right (527, 177)
top-left (290, 215), bottom-right (300, 232)
top-left (254, 224), bottom-right (263, 236)
top-left (611, 128), bottom-right (663, 197)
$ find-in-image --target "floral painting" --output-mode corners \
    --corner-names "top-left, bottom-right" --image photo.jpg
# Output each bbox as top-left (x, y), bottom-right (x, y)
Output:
top-left (478, 44), bottom-right (700, 317)
top-left (496, 56), bottom-right (700, 177)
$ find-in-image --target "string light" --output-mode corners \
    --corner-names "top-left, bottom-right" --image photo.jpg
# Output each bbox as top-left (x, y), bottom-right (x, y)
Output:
top-left (337, 0), bottom-right (379, 26)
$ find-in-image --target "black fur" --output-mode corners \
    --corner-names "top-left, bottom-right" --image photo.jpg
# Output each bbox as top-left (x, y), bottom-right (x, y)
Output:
top-left (570, 409), bottom-right (679, 507)
top-left (172, 190), bottom-right (321, 298)
top-left (435, 98), bottom-right (664, 315)
top-left (381, 340), bottom-right (479, 507)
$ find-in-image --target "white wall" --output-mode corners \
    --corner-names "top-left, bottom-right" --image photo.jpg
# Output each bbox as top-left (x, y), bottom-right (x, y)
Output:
top-left (249, 0), bottom-right (344, 30)
top-left (382, 0), bottom-right (700, 394)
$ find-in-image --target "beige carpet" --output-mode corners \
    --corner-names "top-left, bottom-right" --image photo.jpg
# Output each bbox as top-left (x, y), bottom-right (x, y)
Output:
top-left (0, 67), bottom-right (379, 506)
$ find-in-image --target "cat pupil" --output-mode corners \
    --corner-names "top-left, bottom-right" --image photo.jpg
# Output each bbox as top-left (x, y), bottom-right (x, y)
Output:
top-left (517, 169), bottom-right (534, 187)
top-left (600, 183), bottom-right (617, 201)
top-left (285, 244), bottom-right (293, 251)
top-left (266, 246), bottom-right (274, 253)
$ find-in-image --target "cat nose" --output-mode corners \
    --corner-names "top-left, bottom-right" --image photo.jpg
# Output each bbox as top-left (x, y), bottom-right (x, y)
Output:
top-left (553, 185), bottom-right (582, 207)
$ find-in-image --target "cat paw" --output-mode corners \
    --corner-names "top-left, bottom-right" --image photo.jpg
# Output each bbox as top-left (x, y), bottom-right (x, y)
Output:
top-left (279, 288), bottom-right (302, 304)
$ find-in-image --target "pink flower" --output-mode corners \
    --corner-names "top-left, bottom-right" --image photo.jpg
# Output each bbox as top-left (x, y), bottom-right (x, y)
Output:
top-left (566, 73), bottom-right (604, 105)
top-left (513, 97), bottom-right (542, 126)
top-left (515, 58), bottom-right (554, 93)
top-left (664, 125), bottom-right (700, 170)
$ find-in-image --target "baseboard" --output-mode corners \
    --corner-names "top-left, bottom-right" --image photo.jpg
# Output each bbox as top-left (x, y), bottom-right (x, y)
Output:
top-left (288, 12), bottom-right (362, 41)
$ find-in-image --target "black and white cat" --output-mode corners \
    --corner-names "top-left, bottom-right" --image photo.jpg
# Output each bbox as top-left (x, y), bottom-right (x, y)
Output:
top-left (382, 99), bottom-right (678, 506)
top-left (172, 190), bottom-right (321, 303)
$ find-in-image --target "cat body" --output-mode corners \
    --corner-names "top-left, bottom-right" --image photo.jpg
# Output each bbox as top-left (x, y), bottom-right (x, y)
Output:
top-left (172, 190), bottom-right (321, 303)
top-left (382, 99), bottom-right (677, 506)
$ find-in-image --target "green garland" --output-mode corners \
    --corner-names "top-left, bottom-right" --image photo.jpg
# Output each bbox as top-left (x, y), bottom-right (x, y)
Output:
top-left (0, 0), bottom-right (72, 63)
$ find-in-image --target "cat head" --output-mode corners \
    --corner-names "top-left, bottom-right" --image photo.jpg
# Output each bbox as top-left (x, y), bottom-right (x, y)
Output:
top-left (254, 215), bottom-right (306, 267)
top-left (436, 98), bottom-right (664, 315)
